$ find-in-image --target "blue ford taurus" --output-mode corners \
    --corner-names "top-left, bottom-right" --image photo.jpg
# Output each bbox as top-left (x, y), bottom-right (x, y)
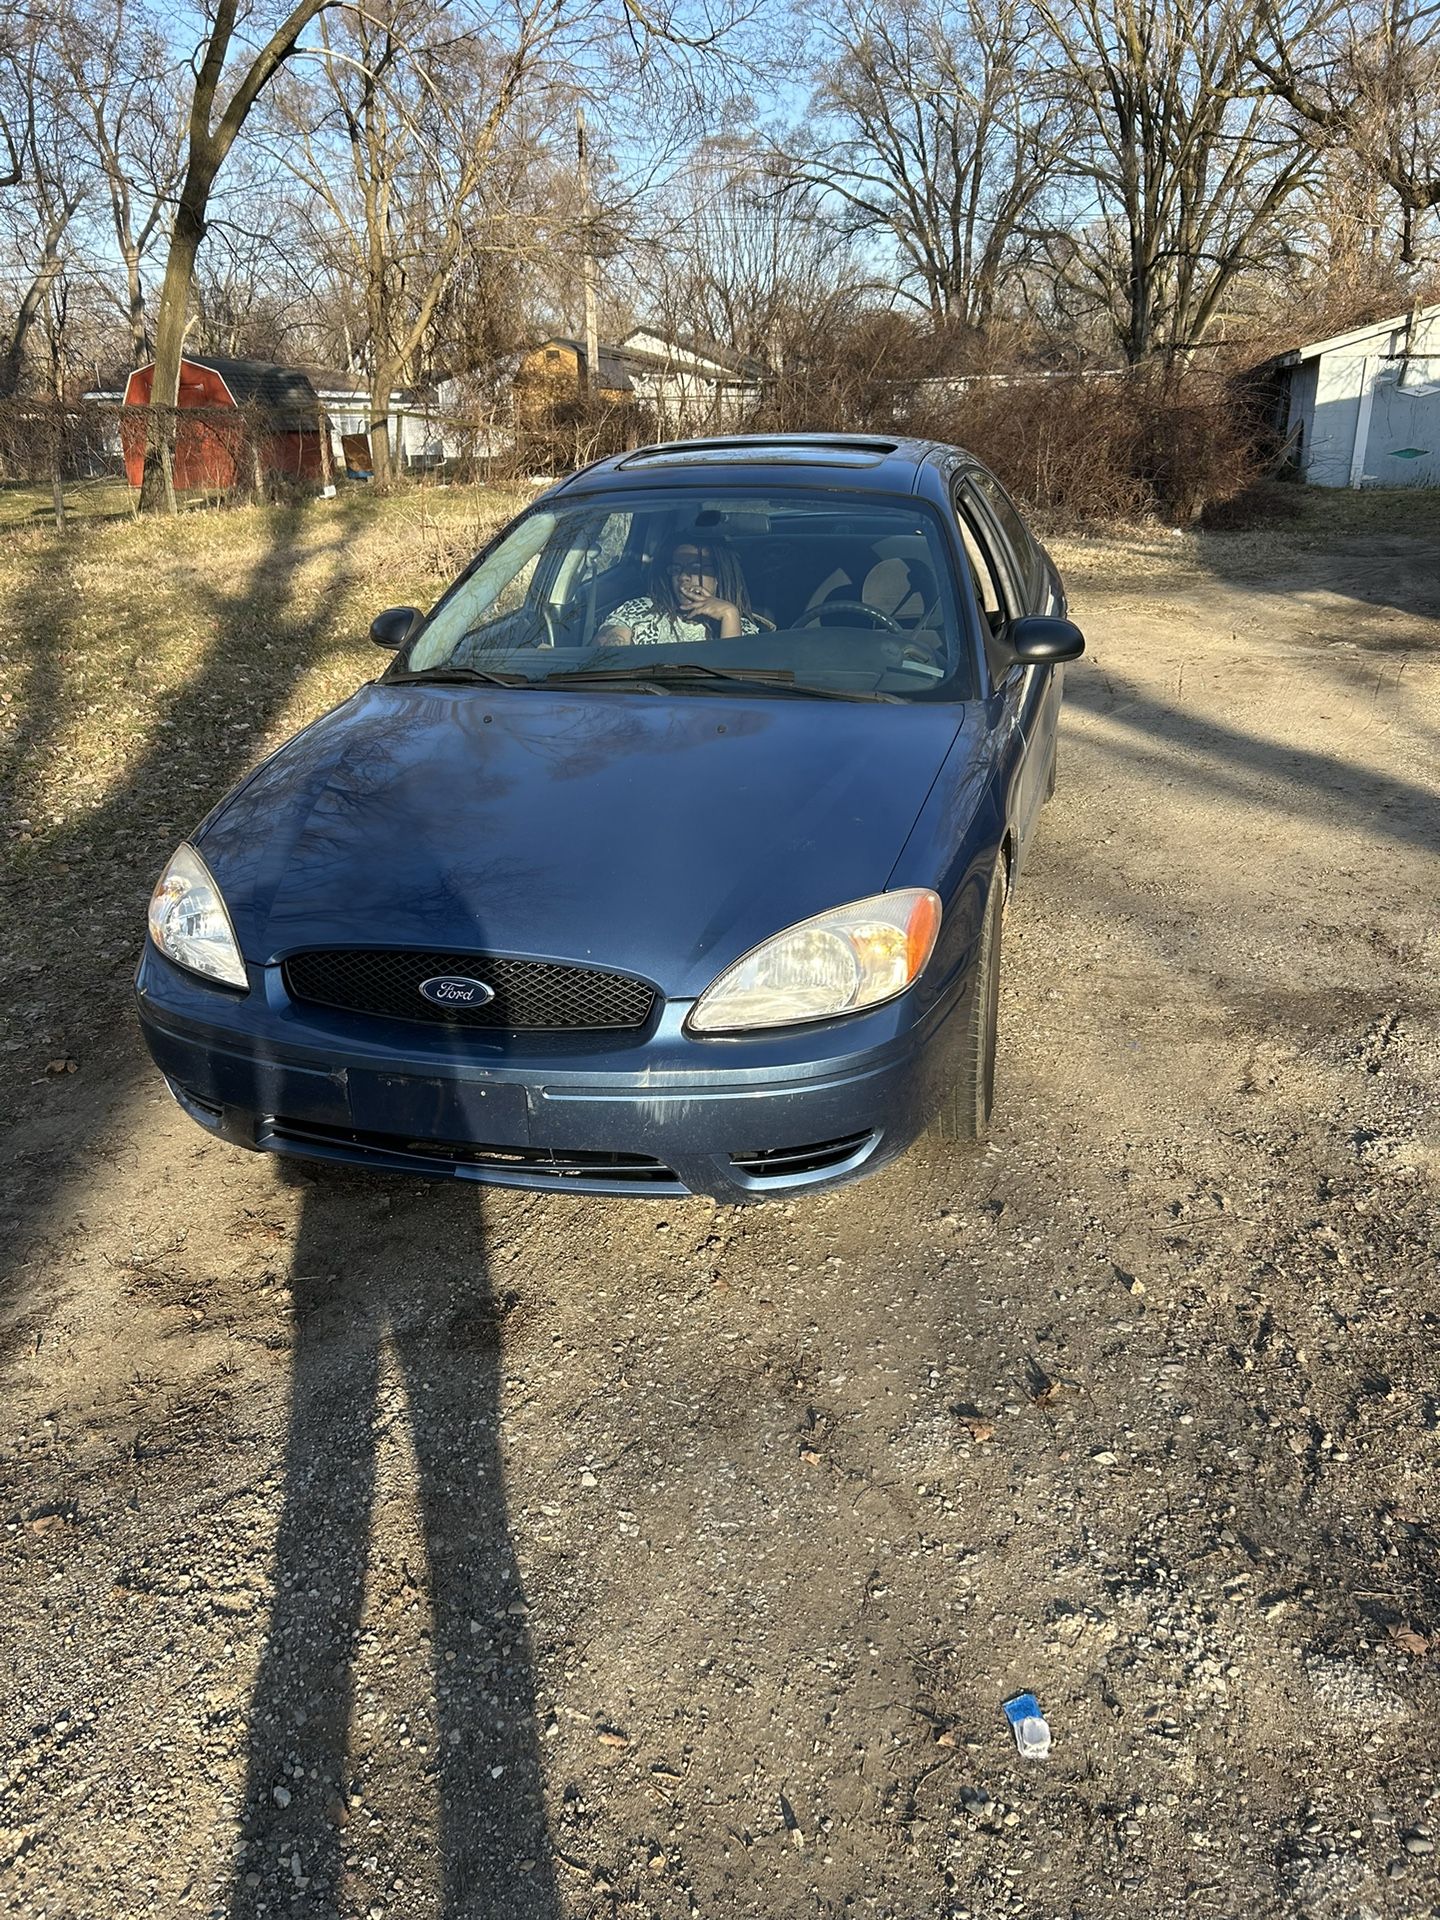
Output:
top-left (136, 434), bottom-right (1083, 1201)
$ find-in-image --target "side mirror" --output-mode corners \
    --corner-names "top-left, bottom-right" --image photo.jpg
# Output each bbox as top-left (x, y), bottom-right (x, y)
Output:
top-left (371, 605), bottom-right (422, 650)
top-left (1006, 615), bottom-right (1085, 665)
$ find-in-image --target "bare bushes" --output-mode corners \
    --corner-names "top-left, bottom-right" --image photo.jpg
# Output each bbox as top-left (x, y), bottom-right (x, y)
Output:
top-left (752, 312), bottom-right (974, 436)
top-left (917, 367), bottom-right (1273, 525)
top-left (748, 311), bottom-right (1270, 524)
top-left (0, 399), bottom-right (122, 486)
top-left (505, 395), bottom-right (657, 478)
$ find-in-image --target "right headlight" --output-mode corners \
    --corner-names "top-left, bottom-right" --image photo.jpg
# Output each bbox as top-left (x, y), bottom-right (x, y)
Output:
top-left (146, 842), bottom-right (249, 990)
top-left (687, 888), bottom-right (941, 1034)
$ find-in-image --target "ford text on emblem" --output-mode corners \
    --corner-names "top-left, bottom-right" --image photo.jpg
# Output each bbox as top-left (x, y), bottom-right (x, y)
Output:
top-left (419, 975), bottom-right (496, 1008)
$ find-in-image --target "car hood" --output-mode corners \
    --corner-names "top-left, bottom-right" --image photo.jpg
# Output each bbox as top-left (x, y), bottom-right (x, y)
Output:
top-left (197, 682), bottom-right (969, 997)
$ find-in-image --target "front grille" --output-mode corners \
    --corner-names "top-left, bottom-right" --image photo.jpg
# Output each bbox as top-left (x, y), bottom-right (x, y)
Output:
top-left (266, 1117), bottom-right (678, 1185)
top-left (283, 948), bottom-right (656, 1031)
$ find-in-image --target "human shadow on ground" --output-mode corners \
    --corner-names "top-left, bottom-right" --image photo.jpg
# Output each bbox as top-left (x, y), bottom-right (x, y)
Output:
top-left (0, 499), bottom-right (370, 1334)
top-left (228, 1171), bottom-right (560, 1919)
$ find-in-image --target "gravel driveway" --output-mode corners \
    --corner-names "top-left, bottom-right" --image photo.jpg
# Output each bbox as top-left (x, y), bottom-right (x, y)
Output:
top-left (2, 508), bottom-right (1437, 1918)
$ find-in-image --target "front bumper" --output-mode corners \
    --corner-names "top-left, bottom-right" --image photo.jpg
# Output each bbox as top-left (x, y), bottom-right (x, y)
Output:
top-left (135, 946), bottom-right (969, 1202)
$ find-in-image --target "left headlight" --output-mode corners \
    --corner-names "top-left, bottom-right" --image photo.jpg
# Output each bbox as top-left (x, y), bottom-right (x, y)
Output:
top-left (687, 888), bottom-right (941, 1034)
top-left (147, 842), bottom-right (249, 990)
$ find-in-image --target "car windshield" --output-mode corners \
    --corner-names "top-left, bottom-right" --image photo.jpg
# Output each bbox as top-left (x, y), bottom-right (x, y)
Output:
top-left (394, 488), bottom-right (975, 701)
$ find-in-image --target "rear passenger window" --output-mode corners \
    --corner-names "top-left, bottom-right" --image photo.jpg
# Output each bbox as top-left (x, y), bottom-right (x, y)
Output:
top-left (953, 489), bottom-right (1018, 687)
top-left (956, 513), bottom-right (1004, 628)
top-left (970, 471), bottom-right (1038, 597)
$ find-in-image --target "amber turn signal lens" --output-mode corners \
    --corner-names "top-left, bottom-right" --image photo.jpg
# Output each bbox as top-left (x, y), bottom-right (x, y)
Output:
top-left (906, 890), bottom-right (942, 977)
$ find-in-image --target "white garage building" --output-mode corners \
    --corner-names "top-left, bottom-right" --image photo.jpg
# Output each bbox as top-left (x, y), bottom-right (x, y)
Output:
top-left (1276, 302), bottom-right (1440, 487)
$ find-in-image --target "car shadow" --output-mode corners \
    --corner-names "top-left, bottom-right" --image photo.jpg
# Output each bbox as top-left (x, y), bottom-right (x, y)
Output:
top-left (1064, 664), bottom-right (1440, 859)
top-left (1058, 503), bottom-right (1440, 630)
top-left (227, 1169), bottom-right (561, 1918)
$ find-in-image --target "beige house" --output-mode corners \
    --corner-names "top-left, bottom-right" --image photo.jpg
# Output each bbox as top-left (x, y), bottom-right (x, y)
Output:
top-left (514, 327), bottom-right (765, 433)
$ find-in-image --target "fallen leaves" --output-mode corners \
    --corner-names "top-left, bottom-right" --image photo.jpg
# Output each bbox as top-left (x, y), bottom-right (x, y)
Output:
top-left (25, 1506), bottom-right (75, 1536)
top-left (1388, 1624), bottom-right (1433, 1658)
top-left (953, 1405), bottom-right (995, 1443)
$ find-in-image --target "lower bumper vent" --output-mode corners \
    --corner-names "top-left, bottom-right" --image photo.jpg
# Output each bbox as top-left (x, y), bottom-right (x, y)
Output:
top-left (264, 1117), bottom-right (678, 1185)
top-left (729, 1131), bottom-right (875, 1180)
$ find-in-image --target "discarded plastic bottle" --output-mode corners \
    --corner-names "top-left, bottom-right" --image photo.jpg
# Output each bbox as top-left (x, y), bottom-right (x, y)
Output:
top-left (1002, 1692), bottom-right (1052, 1759)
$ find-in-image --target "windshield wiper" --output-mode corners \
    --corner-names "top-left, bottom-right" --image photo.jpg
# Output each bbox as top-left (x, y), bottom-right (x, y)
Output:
top-left (388, 665), bottom-right (529, 688)
top-left (539, 662), bottom-right (898, 702)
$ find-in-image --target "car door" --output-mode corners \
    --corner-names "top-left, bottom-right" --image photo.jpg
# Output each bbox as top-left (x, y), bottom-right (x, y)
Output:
top-left (949, 473), bottom-right (1050, 866)
top-left (967, 469), bottom-right (1067, 826)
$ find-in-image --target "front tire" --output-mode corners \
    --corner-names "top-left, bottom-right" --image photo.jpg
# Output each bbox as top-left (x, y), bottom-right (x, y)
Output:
top-left (932, 863), bottom-right (1005, 1142)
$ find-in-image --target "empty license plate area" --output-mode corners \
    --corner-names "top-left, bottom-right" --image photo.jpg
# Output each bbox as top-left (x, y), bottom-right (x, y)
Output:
top-left (347, 1071), bottom-right (529, 1144)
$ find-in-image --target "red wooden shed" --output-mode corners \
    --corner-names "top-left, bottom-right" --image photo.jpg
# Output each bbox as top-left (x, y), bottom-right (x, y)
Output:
top-left (121, 356), bottom-right (325, 490)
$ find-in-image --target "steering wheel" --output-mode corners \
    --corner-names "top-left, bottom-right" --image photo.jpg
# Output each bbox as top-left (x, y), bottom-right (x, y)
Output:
top-left (795, 599), bottom-right (903, 633)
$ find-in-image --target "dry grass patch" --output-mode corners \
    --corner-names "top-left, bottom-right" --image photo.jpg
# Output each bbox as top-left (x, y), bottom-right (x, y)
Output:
top-left (0, 486), bottom-right (533, 1063)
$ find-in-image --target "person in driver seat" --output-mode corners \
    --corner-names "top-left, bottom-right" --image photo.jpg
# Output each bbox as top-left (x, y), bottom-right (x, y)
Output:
top-left (598, 536), bottom-right (762, 646)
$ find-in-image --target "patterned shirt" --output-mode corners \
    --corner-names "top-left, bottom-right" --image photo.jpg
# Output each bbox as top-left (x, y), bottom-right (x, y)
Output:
top-left (601, 597), bottom-right (761, 646)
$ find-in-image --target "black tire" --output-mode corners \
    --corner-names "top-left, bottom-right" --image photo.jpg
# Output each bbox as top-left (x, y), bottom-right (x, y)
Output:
top-left (931, 863), bottom-right (1005, 1142)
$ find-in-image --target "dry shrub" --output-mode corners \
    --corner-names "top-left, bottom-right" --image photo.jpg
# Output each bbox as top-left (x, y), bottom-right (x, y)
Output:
top-left (753, 312), bottom-right (966, 436)
top-left (503, 394), bottom-right (657, 478)
top-left (918, 366), bottom-right (1272, 526)
top-left (749, 311), bottom-right (1271, 526)
top-left (0, 398), bottom-right (123, 486)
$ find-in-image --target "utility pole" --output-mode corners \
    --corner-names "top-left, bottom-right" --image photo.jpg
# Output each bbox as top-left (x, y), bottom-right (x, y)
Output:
top-left (576, 105), bottom-right (599, 398)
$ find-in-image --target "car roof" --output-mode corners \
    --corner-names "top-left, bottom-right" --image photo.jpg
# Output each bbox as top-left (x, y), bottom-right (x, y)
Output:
top-left (550, 433), bottom-right (979, 500)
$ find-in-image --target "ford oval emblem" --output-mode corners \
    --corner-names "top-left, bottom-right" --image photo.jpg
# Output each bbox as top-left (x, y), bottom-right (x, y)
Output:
top-left (419, 975), bottom-right (496, 1009)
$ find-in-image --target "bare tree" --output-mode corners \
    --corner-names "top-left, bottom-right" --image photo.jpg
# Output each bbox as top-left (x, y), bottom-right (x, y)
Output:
top-left (273, 0), bottom-right (558, 480)
top-left (59, 0), bottom-right (185, 363)
top-left (0, 4), bottom-right (36, 190)
top-left (632, 136), bottom-right (869, 366)
top-left (139, 0), bottom-right (345, 510)
top-left (1256, 0), bottom-right (1440, 260)
top-left (278, 0), bottom-right (753, 479)
top-left (189, 193), bottom-right (320, 358)
top-left (785, 0), bottom-right (1073, 333)
top-left (1034, 0), bottom-right (1321, 363)
top-left (0, 16), bottom-right (89, 395)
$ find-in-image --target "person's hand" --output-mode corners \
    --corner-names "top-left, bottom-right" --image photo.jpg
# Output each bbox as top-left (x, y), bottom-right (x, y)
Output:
top-left (678, 590), bottom-right (741, 637)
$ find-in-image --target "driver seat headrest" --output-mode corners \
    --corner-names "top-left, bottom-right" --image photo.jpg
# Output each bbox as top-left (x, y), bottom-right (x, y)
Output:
top-left (805, 553), bottom-right (939, 628)
top-left (860, 556), bottom-right (935, 625)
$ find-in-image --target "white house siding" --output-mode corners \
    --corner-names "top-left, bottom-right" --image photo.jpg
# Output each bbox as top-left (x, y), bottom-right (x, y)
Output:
top-left (317, 393), bottom-right (440, 469)
top-left (1362, 362), bottom-right (1440, 486)
top-left (630, 371), bottom-right (754, 434)
top-left (1287, 307), bottom-right (1440, 488)
top-left (1303, 353), bottom-right (1367, 486)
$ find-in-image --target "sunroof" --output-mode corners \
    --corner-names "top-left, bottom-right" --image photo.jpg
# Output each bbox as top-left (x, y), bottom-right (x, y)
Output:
top-left (620, 438), bottom-right (899, 471)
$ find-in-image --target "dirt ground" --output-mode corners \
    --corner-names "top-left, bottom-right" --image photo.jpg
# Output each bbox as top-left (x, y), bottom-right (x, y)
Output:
top-left (1, 493), bottom-right (1438, 1920)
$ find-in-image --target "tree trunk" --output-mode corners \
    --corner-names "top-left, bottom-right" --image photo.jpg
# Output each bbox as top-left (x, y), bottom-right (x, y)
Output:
top-left (123, 242), bottom-right (150, 364)
top-left (368, 368), bottom-right (398, 485)
top-left (139, 210), bottom-right (204, 513)
top-left (0, 255), bottom-right (65, 399)
top-left (135, 0), bottom-right (338, 513)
